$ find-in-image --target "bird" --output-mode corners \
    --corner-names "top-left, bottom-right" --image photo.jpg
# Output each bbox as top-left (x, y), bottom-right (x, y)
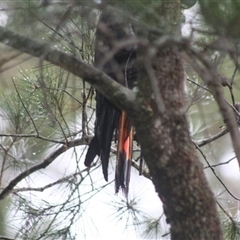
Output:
top-left (84, 11), bottom-right (137, 195)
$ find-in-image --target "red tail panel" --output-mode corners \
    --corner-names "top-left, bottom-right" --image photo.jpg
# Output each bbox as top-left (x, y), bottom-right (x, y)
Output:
top-left (115, 111), bottom-right (133, 196)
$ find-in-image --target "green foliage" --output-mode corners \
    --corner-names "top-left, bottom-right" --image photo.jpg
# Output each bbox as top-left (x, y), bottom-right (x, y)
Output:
top-left (2, 66), bottom-right (80, 137)
top-left (105, 0), bottom-right (182, 31)
top-left (7, 0), bottom-right (44, 32)
top-left (6, 0), bottom-right (96, 58)
top-left (141, 215), bottom-right (167, 239)
top-left (181, 0), bottom-right (197, 9)
top-left (223, 216), bottom-right (240, 240)
top-left (199, 0), bottom-right (240, 37)
top-left (12, 166), bottom-right (104, 240)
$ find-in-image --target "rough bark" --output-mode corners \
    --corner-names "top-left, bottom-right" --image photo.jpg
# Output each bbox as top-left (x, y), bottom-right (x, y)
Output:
top-left (134, 40), bottom-right (223, 240)
top-left (129, 2), bottom-right (223, 238)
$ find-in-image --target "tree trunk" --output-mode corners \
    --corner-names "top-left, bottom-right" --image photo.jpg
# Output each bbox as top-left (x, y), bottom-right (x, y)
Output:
top-left (134, 46), bottom-right (223, 239)
top-left (131, 2), bottom-right (223, 239)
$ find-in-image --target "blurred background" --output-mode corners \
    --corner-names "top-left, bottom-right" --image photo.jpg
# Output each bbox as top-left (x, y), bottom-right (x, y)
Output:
top-left (0, 0), bottom-right (239, 239)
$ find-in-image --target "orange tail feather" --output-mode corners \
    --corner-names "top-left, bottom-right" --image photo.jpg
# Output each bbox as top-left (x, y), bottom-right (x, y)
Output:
top-left (115, 111), bottom-right (133, 195)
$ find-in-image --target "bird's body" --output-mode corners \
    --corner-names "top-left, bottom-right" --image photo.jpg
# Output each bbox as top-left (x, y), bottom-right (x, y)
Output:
top-left (84, 11), bottom-right (137, 195)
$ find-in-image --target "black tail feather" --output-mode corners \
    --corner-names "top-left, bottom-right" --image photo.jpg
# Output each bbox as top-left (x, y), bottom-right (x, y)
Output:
top-left (99, 104), bottom-right (120, 181)
top-left (115, 112), bottom-right (133, 196)
top-left (84, 11), bottom-right (136, 192)
top-left (84, 136), bottom-right (100, 167)
top-left (84, 93), bottom-right (120, 182)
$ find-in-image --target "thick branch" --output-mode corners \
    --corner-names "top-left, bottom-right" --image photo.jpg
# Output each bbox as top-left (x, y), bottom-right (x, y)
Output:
top-left (0, 26), bottom-right (138, 115)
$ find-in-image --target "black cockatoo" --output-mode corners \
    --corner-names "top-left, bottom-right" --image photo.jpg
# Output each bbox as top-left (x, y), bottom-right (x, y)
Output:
top-left (84, 11), bottom-right (137, 195)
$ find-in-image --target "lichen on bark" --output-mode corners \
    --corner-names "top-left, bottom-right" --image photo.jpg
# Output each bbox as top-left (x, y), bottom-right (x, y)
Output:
top-left (133, 1), bottom-right (223, 239)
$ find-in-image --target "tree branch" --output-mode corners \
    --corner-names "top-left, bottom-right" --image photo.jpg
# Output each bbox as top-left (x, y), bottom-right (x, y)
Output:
top-left (11, 163), bottom-right (100, 194)
top-left (0, 133), bottom-right (65, 144)
top-left (0, 26), bottom-right (138, 115)
top-left (182, 49), bottom-right (240, 168)
top-left (0, 136), bottom-right (90, 200)
top-left (194, 142), bottom-right (240, 201)
top-left (194, 128), bottom-right (229, 147)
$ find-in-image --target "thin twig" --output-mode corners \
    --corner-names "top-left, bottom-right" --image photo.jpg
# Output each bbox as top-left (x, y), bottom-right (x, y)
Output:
top-left (185, 47), bottom-right (240, 168)
top-left (217, 200), bottom-right (236, 225)
top-left (0, 136), bottom-right (91, 200)
top-left (194, 128), bottom-right (229, 147)
top-left (194, 143), bottom-right (240, 202)
top-left (0, 26), bottom-right (138, 114)
top-left (131, 159), bottom-right (151, 180)
top-left (204, 156), bottom-right (236, 169)
top-left (12, 79), bottom-right (39, 135)
top-left (0, 133), bottom-right (65, 144)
